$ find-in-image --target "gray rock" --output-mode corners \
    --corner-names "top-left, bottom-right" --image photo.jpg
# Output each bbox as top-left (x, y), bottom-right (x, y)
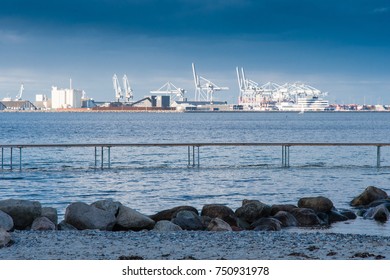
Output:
top-left (41, 207), bottom-right (58, 225)
top-left (116, 205), bottom-right (155, 231)
top-left (171, 210), bottom-right (204, 230)
top-left (0, 210), bottom-right (14, 231)
top-left (298, 196), bottom-right (334, 213)
top-left (235, 199), bottom-right (271, 224)
top-left (363, 204), bottom-right (390, 222)
top-left (91, 199), bottom-right (122, 217)
top-left (31, 217), bottom-right (56, 231)
top-left (64, 202), bottom-right (116, 230)
top-left (251, 217), bottom-right (282, 231)
top-left (206, 218), bottom-right (232, 231)
top-left (0, 199), bottom-right (42, 230)
top-left (290, 208), bottom-right (322, 227)
top-left (0, 228), bottom-right (11, 248)
top-left (339, 209), bottom-right (357, 220)
top-left (149, 206), bottom-right (199, 222)
top-left (350, 186), bottom-right (388, 207)
top-left (57, 220), bottom-right (78, 231)
top-left (327, 210), bottom-right (349, 223)
top-left (201, 204), bottom-right (237, 226)
top-left (273, 211), bottom-right (298, 227)
top-left (153, 220), bottom-right (182, 231)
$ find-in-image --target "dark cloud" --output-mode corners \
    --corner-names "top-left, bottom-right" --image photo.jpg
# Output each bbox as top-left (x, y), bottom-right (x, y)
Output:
top-left (1, 0), bottom-right (389, 46)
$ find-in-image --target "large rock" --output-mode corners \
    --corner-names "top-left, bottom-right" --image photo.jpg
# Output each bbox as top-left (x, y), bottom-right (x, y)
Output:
top-left (171, 210), bottom-right (204, 230)
top-left (273, 211), bottom-right (298, 227)
top-left (327, 210), bottom-right (349, 223)
top-left (290, 208), bottom-right (322, 226)
top-left (270, 204), bottom-right (297, 216)
top-left (153, 220), bottom-right (182, 231)
top-left (41, 207), bottom-right (58, 226)
top-left (206, 218), bottom-right (232, 231)
top-left (251, 217), bottom-right (282, 231)
top-left (0, 210), bottom-right (14, 231)
top-left (235, 199), bottom-right (271, 224)
top-left (363, 204), bottom-right (390, 222)
top-left (149, 206), bottom-right (199, 222)
top-left (57, 220), bottom-right (78, 231)
top-left (0, 199), bottom-right (42, 229)
top-left (0, 228), bottom-right (11, 248)
top-left (116, 205), bottom-right (155, 231)
top-left (65, 202), bottom-right (116, 230)
top-left (350, 186), bottom-right (388, 207)
top-left (298, 196), bottom-right (334, 213)
top-left (91, 199), bottom-right (122, 217)
top-left (31, 217), bottom-right (56, 231)
top-left (201, 204), bottom-right (237, 226)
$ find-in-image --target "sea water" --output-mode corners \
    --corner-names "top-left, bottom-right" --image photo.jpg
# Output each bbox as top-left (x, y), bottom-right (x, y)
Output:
top-left (1, 111), bottom-right (390, 235)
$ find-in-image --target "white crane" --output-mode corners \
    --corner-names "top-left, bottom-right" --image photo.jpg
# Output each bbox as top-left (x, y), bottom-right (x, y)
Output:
top-left (122, 75), bottom-right (133, 102)
top-left (112, 74), bottom-right (123, 102)
top-left (150, 81), bottom-right (186, 105)
top-left (236, 67), bottom-right (262, 106)
top-left (192, 63), bottom-right (229, 103)
top-left (15, 83), bottom-right (24, 100)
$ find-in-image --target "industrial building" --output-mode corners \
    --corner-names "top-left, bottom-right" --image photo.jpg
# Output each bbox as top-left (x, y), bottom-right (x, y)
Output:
top-left (0, 100), bottom-right (36, 111)
top-left (51, 86), bottom-right (83, 109)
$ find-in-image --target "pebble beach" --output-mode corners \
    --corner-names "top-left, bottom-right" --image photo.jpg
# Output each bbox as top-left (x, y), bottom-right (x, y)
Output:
top-left (1, 230), bottom-right (389, 260)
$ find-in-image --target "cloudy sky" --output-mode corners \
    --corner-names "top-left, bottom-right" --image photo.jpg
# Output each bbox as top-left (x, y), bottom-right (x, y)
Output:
top-left (1, 0), bottom-right (389, 104)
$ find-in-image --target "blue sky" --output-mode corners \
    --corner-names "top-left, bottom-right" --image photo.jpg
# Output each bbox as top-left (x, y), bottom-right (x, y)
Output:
top-left (1, 0), bottom-right (390, 104)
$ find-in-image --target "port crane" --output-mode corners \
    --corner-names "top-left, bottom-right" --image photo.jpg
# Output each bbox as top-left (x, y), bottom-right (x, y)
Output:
top-left (112, 74), bottom-right (123, 102)
top-left (15, 83), bottom-right (24, 100)
top-left (236, 67), bottom-right (262, 106)
top-left (122, 75), bottom-right (133, 102)
top-left (192, 63), bottom-right (228, 103)
top-left (150, 81), bottom-right (186, 105)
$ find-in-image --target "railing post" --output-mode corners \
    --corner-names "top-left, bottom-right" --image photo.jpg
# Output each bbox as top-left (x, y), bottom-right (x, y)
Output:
top-left (188, 146), bottom-right (190, 166)
top-left (197, 146), bottom-right (200, 167)
top-left (108, 146), bottom-right (111, 168)
top-left (377, 146), bottom-right (381, 168)
top-left (10, 147), bottom-right (13, 170)
top-left (192, 146), bottom-right (195, 167)
top-left (19, 147), bottom-right (22, 171)
top-left (101, 147), bottom-right (104, 169)
top-left (1, 147), bottom-right (3, 170)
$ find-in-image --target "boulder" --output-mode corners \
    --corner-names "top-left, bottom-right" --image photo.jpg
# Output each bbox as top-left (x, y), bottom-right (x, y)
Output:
top-left (273, 211), bottom-right (298, 227)
top-left (339, 209), bottom-right (357, 220)
top-left (0, 199), bottom-right (42, 230)
top-left (0, 228), bottom-right (11, 248)
top-left (251, 217), bottom-right (282, 231)
top-left (64, 202), bottom-right (116, 230)
top-left (153, 220), bottom-right (182, 231)
top-left (149, 206), bottom-right (199, 222)
top-left (41, 207), bottom-right (58, 225)
top-left (327, 210), bottom-right (349, 223)
top-left (31, 217), bottom-right (56, 231)
top-left (115, 205), bottom-right (155, 231)
top-left (0, 210), bottom-right (14, 231)
top-left (57, 220), bottom-right (78, 231)
top-left (171, 210), bottom-right (204, 230)
top-left (206, 218), bottom-right (232, 231)
top-left (270, 204), bottom-right (297, 216)
top-left (290, 208), bottom-right (322, 226)
top-left (363, 204), bottom-right (390, 222)
top-left (298, 196), bottom-right (334, 213)
top-left (350, 186), bottom-right (388, 207)
top-left (91, 199), bottom-right (122, 217)
top-left (201, 204), bottom-right (237, 226)
top-left (235, 199), bottom-right (271, 224)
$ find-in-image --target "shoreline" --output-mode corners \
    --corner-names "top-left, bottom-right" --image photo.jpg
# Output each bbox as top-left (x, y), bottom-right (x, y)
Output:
top-left (1, 230), bottom-right (389, 260)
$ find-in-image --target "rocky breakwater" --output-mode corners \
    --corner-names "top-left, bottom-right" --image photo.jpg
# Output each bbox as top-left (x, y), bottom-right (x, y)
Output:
top-left (1, 186), bottom-right (390, 249)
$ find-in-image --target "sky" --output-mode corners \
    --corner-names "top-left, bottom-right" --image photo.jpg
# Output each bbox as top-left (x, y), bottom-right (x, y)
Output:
top-left (0, 0), bottom-right (390, 104)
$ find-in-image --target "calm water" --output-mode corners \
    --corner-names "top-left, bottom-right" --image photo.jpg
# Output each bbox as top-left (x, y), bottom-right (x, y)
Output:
top-left (1, 111), bottom-right (390, 235)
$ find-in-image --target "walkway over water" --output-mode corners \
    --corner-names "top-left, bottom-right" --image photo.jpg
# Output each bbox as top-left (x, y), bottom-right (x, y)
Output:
top-left (1, 142), bottom-right (389, 171)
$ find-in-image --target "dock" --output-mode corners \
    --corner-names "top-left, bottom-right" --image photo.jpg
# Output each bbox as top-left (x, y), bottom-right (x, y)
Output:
top-left (0, 142), bottom-right (389, 171)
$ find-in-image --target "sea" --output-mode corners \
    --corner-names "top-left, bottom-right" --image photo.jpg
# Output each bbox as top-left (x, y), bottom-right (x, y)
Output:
top-left (1, 111), bottom-right (390, 236)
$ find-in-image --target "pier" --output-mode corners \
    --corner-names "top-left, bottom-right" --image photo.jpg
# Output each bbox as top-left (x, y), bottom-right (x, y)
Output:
top-left (0, 142), bottom-right (389, 171)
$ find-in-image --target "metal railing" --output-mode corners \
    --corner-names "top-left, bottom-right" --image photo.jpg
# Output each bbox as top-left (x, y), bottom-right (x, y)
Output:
top-left (1, 142), bottom-right (389, 171)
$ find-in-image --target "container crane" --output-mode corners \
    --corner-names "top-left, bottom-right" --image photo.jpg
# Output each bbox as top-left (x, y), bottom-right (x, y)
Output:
top-left (192, 63), bottom-right (228, 103)
top-left (122, 75), bottom-right (133, 102)
top-left (112, 74), bottom-right (123, 102)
